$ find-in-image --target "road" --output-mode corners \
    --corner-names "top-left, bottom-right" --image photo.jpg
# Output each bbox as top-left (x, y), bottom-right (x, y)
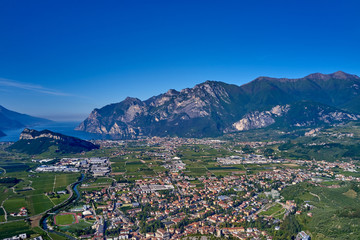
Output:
top-left (0, 197), bottom-right (8, 222)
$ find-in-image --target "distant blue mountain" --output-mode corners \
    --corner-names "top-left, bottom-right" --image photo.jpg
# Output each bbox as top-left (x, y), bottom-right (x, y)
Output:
top-left (0, 105), bottom-right (52, 131)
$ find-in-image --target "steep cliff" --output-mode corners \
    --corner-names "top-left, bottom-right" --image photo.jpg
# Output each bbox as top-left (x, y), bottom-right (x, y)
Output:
top-left (77, 71), bottom-right (360, 138)
top-left (9, 129), bottom-right (99, 154)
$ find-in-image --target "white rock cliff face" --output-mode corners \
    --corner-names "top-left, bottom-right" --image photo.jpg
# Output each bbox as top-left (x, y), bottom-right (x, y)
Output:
top-left (232, 105), bottom-right (290, 131)
top-left (20, 128), bottom-right (62, 141)
top-left (232, 104), bottom-right (360, 131)
top-left (319, 112), bottom-right (359, 123)
top-left (233, 112), bottom-right (275, 131)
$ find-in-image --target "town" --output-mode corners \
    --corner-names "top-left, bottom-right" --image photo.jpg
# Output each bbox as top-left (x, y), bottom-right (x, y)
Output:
top-left (34, 137), bottom-right (360, 240)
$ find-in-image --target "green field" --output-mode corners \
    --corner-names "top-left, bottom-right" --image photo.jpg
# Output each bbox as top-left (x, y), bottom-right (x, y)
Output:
top-left (125, 160), bottom-right (155, 176)
top-left (55, 214), bottom-right (76, 225)
top-left (1, 173), bottom-right (80, 217)
top-left (0, 207), bottom-right (5, 222)
top-left (28, 194), bottom-right (54, 214)
top-left (282, 182), bottom-right (360, 239)
top-left (260, 203), bottom-right (284, 217)
top-left (51, 194), bottom-right (70, 205)
top-left (3, 198), bottom-right (28, 214)
top-left (48, 232), bottom-right (69, 240)
top-left (59, 219), bottom-right (92, 233)
top-left (110, 157), bottom-right (127, 172)
top-left (0, 221), bottom-right (34, 239)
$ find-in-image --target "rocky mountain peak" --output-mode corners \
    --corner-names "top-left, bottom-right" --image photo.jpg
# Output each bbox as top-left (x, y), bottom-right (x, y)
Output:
top-left (165, 89), bottom-right (179, 96)
top-left (305, 71), bottom-right (359, 81)
top-left (123, 97), bottom-right (142, 104)
top-left (331, 71), bottom-right (360, 79)
top-left (305, 72), bottom-right (331, 80)
top-left (195, 80), bottom-right (223, 88)
top-left (254, 71), bottom-right (360, 83)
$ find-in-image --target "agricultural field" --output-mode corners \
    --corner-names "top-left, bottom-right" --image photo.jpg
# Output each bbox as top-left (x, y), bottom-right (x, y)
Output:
top-left (1, 172), bottom-right (80, 218)
top-left (110, 157), bottom-right (127, 173)
top-left (281, 182), bottom-right (360, 239)
top-left (0, 207), bottom-right (6, 222)
top-left (3, 198), bottom-right (28, 214)
top-left (178, 144), bottom-right (233, 162)
top-left (0, 221), bottom-right (34, 239)
top-left (80, 176), bottom-right (114, 191)
top-left (51, 194), bottom-right (70, 205)
top-left (27, 194), bottom-right (54, 214)
top-left (48, 232), bottom-right (68, 240)
top-left (125, 160), bottom-right (155, 176)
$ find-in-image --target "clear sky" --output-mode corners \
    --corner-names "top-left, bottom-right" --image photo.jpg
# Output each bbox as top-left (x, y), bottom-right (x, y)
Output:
top-left (0, 0), bottom-right (359, 121)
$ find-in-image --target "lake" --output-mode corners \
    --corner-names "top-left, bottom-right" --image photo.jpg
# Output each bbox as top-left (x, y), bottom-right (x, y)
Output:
top-left (0, 121), bottom-right (104, 142)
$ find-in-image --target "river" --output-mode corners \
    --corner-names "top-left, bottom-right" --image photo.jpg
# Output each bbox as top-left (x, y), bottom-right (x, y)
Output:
top-left (41, 174), bottom-right (85, 238)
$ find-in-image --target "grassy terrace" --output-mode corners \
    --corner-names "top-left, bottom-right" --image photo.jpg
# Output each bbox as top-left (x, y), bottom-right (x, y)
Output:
top-left (260, 203), bottom-right (284, 217)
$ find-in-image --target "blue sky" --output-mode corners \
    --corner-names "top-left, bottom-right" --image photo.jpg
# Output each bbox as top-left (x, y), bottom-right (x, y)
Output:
top-left (0, 0), bottom-right (359, 121)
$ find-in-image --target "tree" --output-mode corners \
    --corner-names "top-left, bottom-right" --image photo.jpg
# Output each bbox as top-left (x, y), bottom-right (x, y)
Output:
top-left (242, 145), bottom-right (254, 154)
top-left (264, 148), bottom-right (274, 157)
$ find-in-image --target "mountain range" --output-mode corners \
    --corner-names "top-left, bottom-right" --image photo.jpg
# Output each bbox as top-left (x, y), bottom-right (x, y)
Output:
top-left (76, 71), bottom-right (360, 139)
top-left (9, 128), bottom-right (99, 155)
top-left (0, 105), bottom-right (52, 136)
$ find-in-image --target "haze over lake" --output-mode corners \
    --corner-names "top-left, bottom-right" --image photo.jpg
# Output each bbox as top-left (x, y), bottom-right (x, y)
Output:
top-left (0, 121), bottom-right (102, 142)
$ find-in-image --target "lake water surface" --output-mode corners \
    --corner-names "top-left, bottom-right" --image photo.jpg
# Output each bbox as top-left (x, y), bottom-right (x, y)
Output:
top-left (0, 121), bottom-right (103, 142)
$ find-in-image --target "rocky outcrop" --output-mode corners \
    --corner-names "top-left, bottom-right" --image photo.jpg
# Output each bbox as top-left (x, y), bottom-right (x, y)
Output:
top-left (20, 128), bottom-right (63, 140)
top-left (232, 105), bottom-right (290, 131)
top-left (231, 102), bottom-right (360, 131)
top-left (10, 129), bottom-right (99, 154)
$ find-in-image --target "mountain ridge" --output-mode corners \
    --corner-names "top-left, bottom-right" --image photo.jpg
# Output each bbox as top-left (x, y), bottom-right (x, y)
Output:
top-left (0, 105), bottom-right (52, 131)
top-left (77, 71), bottom-right (360, 139)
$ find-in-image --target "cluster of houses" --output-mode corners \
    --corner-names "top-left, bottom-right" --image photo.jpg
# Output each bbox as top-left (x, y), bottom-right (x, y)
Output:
top-left (163, 157), bottom-right (186, 173)
top-left (9, 207), bottom-right (28, 217)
